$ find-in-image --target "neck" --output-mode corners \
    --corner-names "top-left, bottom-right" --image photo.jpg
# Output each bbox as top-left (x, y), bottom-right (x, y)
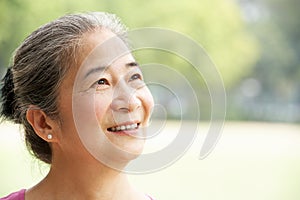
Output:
top-left (28, 153), bottom-right (141, 200)
top-left (53, 162), bottom-right (129, 198)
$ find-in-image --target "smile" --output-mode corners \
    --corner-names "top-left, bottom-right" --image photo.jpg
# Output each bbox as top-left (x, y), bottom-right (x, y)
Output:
top-left (107, 123), bottom-right (140, 132)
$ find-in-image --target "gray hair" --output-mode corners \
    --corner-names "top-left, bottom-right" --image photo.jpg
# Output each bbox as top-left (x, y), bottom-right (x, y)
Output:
top-left (0, 12), bottom-right (127, 164)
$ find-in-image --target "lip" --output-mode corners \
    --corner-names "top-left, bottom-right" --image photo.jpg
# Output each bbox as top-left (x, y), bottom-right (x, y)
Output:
top-left (107, 121), bottom-right (141, 136)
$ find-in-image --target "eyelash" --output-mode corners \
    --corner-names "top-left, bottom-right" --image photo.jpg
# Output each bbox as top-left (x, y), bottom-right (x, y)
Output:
top-left (97, 78), bottom-right (109, 85)
top-left (96, 73), bottom-right (142, 85)
top-left (130, 73), bottom-right (142, 81)
top-left (94, 73), bottom-right (143, 91)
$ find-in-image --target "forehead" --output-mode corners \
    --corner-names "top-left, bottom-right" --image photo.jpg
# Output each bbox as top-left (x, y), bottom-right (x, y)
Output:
top-left (79, 29), bottom-right (133, 77)
top-left (62, 29), bottom-right (130, 87)
top-left (79, 29), bottom-right (128, 66)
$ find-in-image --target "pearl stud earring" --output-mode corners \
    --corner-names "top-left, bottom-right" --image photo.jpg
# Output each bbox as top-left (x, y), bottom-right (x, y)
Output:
top-left (47, 134), bottom-right (53, 140)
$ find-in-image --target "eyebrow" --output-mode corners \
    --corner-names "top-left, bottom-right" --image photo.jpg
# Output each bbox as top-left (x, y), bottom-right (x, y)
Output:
top-left (126, 61), bottom-right (139, 68)
top-left (84, 61), bottom-right (140, 79)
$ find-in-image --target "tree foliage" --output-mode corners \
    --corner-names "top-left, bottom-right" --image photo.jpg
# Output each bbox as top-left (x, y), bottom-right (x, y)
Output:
top-left (0, 0), bottom-right (264, 120)
top-left (0, 0), bottom-right (258, 87)
top-left (230, 0), bottom-right (300, 122)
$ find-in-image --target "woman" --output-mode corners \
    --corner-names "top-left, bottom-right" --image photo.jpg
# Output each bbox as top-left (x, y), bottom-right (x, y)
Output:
top-left (0, 12), bottom-right (154, 200)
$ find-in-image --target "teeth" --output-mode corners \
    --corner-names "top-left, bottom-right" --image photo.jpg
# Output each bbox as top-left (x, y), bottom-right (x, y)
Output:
top-left (109, 123), bottom-right (138, 132)
top-left (120, 125), bottom-right (126, 131)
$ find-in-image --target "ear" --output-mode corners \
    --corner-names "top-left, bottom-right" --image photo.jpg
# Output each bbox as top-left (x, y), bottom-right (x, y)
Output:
top-left (26, 106), bottom-right (59, 143)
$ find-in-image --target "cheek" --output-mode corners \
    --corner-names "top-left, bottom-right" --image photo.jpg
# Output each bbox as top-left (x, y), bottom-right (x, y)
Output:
top-left (73, 91), bottom-right (112, 136)
top-left (73, 95), bottom-right (94, 119)
top-left (140, 87), bottom-right (154, 119)
top-left (94, 94), bottom-right (111, 122)
top-left (72, 93), bottom-right (107, 150)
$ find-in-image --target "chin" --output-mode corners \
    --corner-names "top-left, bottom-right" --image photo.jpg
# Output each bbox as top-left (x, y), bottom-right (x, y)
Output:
top-left (104, 126), bottom-right (146, 158)
top-left (110, 137), bottom-right (146, 160)
top-left (90, 136), bottom-right (146, 170)
top-left (117, 147), bottom-right (144, 163)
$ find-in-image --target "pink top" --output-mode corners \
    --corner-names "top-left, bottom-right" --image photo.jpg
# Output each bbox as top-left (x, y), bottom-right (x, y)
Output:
top-left (147, 194), bottom-right (155, 200)
top-left (0, 189), bottom-right (25, 200)
top-left (1, 189), bottom-right (155, 200)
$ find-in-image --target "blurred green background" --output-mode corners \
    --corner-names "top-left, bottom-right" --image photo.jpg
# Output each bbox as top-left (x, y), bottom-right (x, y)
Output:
top-left (1, 0), bottom-right (300, 199)
top-left (1, 0), bottom-right (299, 122)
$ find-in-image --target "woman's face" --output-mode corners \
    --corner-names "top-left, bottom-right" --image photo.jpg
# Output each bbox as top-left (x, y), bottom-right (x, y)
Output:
top-left (56, 29), bottom-right (154, 168)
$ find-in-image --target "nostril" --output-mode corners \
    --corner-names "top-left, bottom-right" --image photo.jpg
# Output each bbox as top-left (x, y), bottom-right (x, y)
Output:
top-left (111, 95), bottom-right (141, 112)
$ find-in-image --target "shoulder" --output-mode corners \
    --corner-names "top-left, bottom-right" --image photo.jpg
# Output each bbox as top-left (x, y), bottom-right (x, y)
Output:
top-left (0, 189), bottom-right (25, 200)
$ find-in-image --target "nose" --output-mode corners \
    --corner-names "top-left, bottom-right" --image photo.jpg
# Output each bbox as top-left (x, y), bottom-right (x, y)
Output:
top-left (111, 81), bottom-right (141, 112)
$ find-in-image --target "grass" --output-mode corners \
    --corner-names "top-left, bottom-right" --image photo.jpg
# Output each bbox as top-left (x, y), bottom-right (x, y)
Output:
top-left (1, 121), bottom-right (300, 199)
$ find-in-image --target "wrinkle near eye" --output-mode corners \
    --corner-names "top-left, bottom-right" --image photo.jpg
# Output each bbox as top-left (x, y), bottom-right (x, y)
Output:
top-left (94, 76), bottom-right (111, 91)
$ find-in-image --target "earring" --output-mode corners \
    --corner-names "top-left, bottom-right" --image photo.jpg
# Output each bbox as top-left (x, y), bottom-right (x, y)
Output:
top-left (47, 134), bottom-right (53, 140)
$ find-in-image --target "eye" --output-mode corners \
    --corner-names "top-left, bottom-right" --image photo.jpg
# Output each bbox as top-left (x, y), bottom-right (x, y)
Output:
top-left (94, 78), bottom-right (110, 91)
top-left (130, 73), bottom-right (142, 81)
top-left (97, 78), bottom-right (109, 85)
top-left (129, 73), bottom-right (145, 89)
